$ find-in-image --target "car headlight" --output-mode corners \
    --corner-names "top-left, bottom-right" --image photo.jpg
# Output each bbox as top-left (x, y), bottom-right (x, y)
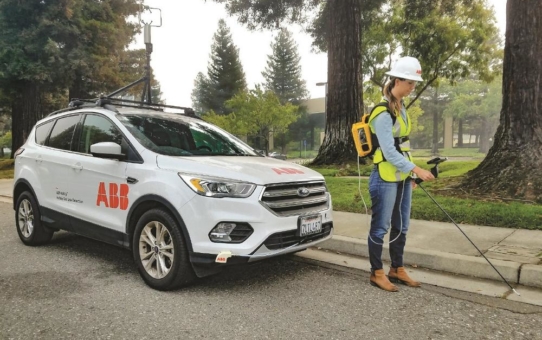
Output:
top-left (178, 173), bottom-right (256, 198)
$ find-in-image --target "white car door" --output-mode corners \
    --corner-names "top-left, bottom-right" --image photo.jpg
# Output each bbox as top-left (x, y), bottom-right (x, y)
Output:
top-left (37, 114), bottom-right (84, 226)
top-left (67, 113), bottom-right (139, 233)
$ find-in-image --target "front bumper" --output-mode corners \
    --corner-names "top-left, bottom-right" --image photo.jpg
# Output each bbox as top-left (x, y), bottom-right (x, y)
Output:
top-left (179, 186), bottom-right (333, 256)
top-left (189, 223), bottom-right (333, 277)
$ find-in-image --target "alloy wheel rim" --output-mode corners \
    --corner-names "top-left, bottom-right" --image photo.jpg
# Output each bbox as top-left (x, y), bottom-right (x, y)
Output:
top-left (18, 199), bottom-right (34, 238)
top-left (139, 221), bottom-right (174, 279)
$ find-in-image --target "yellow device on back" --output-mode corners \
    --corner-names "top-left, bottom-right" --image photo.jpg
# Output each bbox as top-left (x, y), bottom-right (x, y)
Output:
top-left (352, 103), bottom-right (390, 158)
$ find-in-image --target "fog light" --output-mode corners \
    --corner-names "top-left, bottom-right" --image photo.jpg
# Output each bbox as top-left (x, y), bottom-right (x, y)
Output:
top-left (210, 223), bottom-right (236, 242)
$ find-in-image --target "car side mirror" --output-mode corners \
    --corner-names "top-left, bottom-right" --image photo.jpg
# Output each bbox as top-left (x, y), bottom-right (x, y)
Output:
top-left (90, 142), bottom-right (125, 161)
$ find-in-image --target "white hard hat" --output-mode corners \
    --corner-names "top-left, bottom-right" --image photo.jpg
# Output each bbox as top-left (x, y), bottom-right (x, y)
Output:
top-left (385, 56), bottom-right (424, 82)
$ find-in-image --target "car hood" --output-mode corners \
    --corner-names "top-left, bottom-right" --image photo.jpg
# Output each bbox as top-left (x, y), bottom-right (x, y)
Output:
top-left (156, 155), bottom-right (323, 185)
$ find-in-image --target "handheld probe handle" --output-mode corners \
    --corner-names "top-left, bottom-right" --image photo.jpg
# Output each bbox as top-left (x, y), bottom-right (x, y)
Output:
top-left (414, 157), bottom-right (447, 184)
top-left (414, 165), bottom-right (440, 184)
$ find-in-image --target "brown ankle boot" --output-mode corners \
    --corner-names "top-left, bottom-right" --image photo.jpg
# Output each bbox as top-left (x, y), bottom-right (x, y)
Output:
top-left (388, 267), bottom-right (421, 287)
top-left (370, 269), bottom-right (399, 292)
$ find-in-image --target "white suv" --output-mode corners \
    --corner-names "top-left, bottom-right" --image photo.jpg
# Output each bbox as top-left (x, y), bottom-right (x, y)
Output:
top-left (13, 100), bottom-right (333, 290)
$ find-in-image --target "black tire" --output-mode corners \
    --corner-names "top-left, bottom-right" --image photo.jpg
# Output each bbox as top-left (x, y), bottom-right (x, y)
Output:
top-left (132, 208), bottom-right (196, 290)
top-left (15, 191), bottom-right (54, 246)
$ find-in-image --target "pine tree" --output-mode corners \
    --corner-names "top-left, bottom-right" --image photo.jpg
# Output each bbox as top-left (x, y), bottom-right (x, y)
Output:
top-left (261, 28), bottom-right (308, 152)
top-left (191, 72), bottom-right (211, 114)
top-left (262, 28), bottom-right (308, 105)
top-left (192, 19), bottom-right (247, 115)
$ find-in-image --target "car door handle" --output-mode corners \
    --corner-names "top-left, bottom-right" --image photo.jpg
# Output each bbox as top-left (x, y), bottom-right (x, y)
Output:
top-left (72, 163), bottom-right (83, 170)
top-left (36, 155), bottom-right (42, 164)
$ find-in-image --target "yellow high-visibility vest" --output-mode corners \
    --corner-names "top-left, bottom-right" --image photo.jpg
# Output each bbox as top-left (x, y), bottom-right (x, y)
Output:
top-left (368, 103), bottom-right (412, 182)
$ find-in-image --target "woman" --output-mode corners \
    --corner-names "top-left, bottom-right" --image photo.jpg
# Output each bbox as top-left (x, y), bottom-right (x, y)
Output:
top-left (368, 56), bottom-right (435, 292)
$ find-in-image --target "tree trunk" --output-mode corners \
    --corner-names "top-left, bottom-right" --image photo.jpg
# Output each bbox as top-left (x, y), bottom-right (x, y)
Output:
top-left (478, 117), bottom-right (491, 153)
top-left (312, 0), bottom-right (362, 165)
top-left (457, 119), bottom-right (464, 147)
top-left (11, 82), bottom-right (42, 157)
top-left (69, 72), bottom-right (86, 101)
top-left (310, 126), bottom-right (314, 150)
top-left (431, 87), bottom-right (439, 154)
top-left (461, 0), bottom-right (542, 202)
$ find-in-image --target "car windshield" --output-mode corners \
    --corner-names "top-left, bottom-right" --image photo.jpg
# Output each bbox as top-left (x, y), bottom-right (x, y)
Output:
top-left (117, 113), bottom-right (260, 157)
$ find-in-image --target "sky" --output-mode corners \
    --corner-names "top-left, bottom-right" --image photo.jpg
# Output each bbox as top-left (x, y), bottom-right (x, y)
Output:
top-left (134, 0), bottom-right (507, 107)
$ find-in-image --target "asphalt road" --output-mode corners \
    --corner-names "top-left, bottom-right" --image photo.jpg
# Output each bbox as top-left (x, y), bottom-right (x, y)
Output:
top-left (1, 201), bottom-right (542, 340)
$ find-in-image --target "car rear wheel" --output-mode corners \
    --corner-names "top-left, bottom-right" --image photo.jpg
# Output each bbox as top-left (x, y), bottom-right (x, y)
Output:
top-left (15, 191), bottom-right (54, 246)
top-left (133, 208), bottom-right (195, 290)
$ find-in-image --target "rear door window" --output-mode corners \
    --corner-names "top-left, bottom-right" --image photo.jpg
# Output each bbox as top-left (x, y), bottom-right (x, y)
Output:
top-left (35, 120), bottom-right (55, 145)
top-left (47, 115), bottom-right (81, 151)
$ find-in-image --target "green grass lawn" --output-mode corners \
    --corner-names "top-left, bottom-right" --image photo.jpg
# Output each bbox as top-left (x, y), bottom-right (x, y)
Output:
top-left (325, 176), bottom-right (542, 230)
top-left (309, 159), bottom-right (542, 230)
top-left (310, 160), bottom-right (480, 178)
top-left (284, 150), bottom-right (515, 228)
top-left (0, 159), bottom-right (14, 179)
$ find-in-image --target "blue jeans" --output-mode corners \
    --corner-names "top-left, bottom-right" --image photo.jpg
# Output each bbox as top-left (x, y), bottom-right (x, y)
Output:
top-left (368, 168), bottom-right (412, 271)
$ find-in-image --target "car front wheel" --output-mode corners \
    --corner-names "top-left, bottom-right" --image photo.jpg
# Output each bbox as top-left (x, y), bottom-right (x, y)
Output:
top-left (133, 208), bottom-right (195, 290)
top-left (15, 191), bottom-right (54, 246)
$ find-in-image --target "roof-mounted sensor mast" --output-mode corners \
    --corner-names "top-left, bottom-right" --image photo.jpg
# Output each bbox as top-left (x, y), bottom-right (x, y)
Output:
top-left (106, 4), bottom-right (162, 104)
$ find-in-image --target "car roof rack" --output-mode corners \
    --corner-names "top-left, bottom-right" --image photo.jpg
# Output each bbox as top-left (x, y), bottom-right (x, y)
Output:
top-left (46, 100), bottom-right (95, 117)
top-left (46, 97), bottom-right (200, 119)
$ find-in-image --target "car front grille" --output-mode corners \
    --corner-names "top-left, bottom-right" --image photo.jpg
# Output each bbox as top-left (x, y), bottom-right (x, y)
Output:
top-left (263, 222), bottom-right (333, 250)
top-left (259, 181), bottom-right (329, 217)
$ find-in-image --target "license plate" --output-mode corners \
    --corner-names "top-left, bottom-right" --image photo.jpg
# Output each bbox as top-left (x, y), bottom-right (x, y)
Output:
top-left (298, 215), bottom-right (322, 237)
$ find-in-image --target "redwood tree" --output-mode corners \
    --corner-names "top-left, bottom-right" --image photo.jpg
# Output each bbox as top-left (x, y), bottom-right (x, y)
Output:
top-left (0, 0), bottom-right (77, 154)
top-left (0, 0), bottom-right (140, 155)
top-left (461, 0), bottom-right (542, 202)
top-left (312, 0), bottom-right (363, 164)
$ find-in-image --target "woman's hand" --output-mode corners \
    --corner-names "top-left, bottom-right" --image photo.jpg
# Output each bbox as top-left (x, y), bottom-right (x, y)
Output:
top-left (412, 166), bottom-right (435, 182)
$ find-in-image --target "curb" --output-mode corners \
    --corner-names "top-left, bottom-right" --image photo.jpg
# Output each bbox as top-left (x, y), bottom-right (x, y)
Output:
top-left (297, 249), bottom-right (542, 307)
top-left (319, 234), bottom-right (529, 287)
top-left (521, 264), bottom-right (542, 289)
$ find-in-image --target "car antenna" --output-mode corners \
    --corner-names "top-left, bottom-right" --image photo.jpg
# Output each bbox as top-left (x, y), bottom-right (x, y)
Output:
top-left (105, 4), bottom-right (162, 104)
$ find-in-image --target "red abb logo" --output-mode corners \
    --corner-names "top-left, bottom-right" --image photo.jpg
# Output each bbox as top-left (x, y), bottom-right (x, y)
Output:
top-left (272, 168), bottom-right (305, 175)
top-left (96, 182), bottom-right (129, 210)
top-left (416, 69), bottom-right (422, 75)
